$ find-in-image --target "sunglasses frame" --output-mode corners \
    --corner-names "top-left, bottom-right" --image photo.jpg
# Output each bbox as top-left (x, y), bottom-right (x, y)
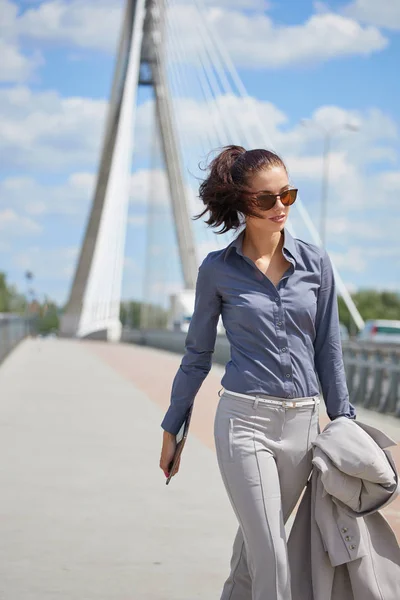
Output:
top-left (253, 187), bottom-right (298, 211)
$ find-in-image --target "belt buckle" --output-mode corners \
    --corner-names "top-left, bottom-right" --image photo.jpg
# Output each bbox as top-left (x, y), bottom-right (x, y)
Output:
top-left (282, 400), bottom-right (297, 408)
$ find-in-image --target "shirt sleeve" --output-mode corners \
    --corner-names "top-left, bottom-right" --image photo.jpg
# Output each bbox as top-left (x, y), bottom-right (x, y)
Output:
top-left (313, 249), bottom-right (356, 421)
top-left (161, 255), bottom-right (222, 435)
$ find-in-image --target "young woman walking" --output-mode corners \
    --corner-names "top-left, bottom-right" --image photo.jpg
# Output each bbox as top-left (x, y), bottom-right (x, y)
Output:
top-left (159, 145), bottom-right (356, 600)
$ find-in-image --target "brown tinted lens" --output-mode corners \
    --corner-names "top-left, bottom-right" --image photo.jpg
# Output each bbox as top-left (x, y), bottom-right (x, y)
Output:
top-left (281, 189), bottom-right (297, 205)
top-left (255, 193), bottom-right (276, 210)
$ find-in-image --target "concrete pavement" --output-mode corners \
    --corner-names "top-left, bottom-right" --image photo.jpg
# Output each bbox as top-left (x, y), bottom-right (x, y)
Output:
top-left (0, 338), bottom-right (398, 599)
top-left (0, 338), bottom-right (238, 599)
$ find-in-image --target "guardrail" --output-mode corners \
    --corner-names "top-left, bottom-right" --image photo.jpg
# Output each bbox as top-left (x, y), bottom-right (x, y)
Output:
top-left (122, 328), bottom-right (400, 417)
top-left (342, 341), bottom-right (400, 417)
top-left (0, 315), bottom-right (32, 365)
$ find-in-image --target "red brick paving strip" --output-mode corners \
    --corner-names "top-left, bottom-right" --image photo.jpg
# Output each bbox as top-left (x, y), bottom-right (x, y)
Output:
top-left (84, 340), bottom-right (400, 542)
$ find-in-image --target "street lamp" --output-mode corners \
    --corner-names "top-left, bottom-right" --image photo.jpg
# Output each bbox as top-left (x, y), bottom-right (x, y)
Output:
top-left (301, 120), bottom-right (359, 247)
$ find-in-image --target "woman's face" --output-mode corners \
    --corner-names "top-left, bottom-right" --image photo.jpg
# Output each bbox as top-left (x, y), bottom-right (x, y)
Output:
top-left (246, 166), bottom-right (291, 231)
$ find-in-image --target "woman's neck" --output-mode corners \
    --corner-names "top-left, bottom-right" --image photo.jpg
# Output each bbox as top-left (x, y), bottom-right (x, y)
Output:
top-left (242, 225), bottom-right (283, 260)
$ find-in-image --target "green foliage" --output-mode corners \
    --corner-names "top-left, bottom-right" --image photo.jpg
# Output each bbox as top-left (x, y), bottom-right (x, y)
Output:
top-left (35, 302), bottom-right (60, 335)
top-left (3, 269), bottom-right (399, 338)
top-left (0, 273), bottom-right (12, 312)
top-left (0, 272), bottom-right (59, 335)
top-left (0, 273), bottom-right (26, 313)
top-left (120, 301), bottom-right (142, 328)
top-left (338, 290), bottom-right (400, 335)
top-left (120, 300), bottom-right (168, 329)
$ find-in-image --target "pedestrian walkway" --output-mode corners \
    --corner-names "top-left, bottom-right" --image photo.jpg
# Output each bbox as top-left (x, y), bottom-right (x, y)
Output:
top-left (0, 338), bottom-right (398, 599)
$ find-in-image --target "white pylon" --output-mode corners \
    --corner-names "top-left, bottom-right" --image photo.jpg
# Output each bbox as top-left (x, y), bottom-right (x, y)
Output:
top-left (60, 0), bottom-right (198, 341)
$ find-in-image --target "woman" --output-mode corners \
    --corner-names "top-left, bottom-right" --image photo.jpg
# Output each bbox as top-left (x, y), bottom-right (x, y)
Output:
top-left (159, 145), bottom-right (356, 600)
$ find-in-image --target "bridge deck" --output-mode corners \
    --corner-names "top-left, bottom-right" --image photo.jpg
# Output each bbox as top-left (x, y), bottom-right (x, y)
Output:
top-left (0, 338), bottom-right (398, 599)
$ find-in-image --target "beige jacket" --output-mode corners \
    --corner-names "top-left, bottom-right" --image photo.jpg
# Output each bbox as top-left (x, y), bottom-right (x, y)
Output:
top-left (288, 417), bottom-right (400, 600)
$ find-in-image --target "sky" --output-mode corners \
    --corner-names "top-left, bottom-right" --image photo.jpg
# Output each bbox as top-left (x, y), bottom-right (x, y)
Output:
top-left (0, 0), bottom-right (399, 308)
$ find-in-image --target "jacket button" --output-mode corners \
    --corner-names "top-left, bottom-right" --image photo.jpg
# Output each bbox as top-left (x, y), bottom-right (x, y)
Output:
top-left (345, 535), bottom-right (352, 541)
top-left (349, 544), bottom-right (356, 550)
top-left (341, 528), bottom-right (348, 533)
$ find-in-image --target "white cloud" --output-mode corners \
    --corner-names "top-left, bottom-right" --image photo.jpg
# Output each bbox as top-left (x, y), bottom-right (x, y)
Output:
top-left (129, 169), bottom-right (170, 207)
top-left (330, 247), bottom-right (367, 273)
top-left (1, 0), bottom-right (388, 72)
top-left (16, 0), bottom-right (122, 53)
top-left (375, 170), bottom-right (400, 192)
top-left (127, 215), bottom-right (146, 227)
top-left (196, 236), bottom-right (232, 262)
top-left (0, 172), bottom-right (95, 216)
top-left (0, 86), bottom-right (107, 171)
top-left (13, 246), bottom-right (79, 279)
top-left (1, 82), bottom-right (399, 297)
top-left (343, 0), bottom-right (400, 31)
top-left (123, 256), bottom-right (140, 273)
top-left (201, 0), bottom-right (269, 7)
top-left (0, 208), bottom-right (42, 235)
top-left (171, 6), bottom-right (387, 69)
top-left (0, 39), bottom-right (42, 82)
top-left (149, 281), bottom-right (182, 297)
top-left (0, 0), bottom-right (43, 82)
top-left (327, 217), bottom-right (382, 241)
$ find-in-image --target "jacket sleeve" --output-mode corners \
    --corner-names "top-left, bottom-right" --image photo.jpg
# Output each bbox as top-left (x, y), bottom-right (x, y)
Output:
top-left (161, 255), bottom-right (222, 435)
top-left (313, 249), bottom-right (356, 421)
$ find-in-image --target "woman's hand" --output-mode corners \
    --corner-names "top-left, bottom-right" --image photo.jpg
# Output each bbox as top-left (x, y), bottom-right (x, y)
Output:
top-left (160, 430), bottom-right (179, 479)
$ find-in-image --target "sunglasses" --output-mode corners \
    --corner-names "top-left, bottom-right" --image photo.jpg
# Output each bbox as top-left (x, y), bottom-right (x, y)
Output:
top-left (253, 188), bottom-right (298, 211)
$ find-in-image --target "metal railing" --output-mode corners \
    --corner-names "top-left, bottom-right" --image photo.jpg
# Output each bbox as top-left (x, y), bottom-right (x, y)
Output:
top-left (342, 341), bottom-right (400, 417)
top-left (0, 315), bottom-right (32, 365)
top-left (122, 328), bottom-right (400, 418)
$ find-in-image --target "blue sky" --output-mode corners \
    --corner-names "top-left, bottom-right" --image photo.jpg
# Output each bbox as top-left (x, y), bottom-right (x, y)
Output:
top-left (0, 0), bottom-right (399, 308)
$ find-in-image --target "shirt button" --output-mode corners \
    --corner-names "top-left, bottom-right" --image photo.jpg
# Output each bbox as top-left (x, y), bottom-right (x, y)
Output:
top-left (277, 321), bottom-right (282, 326)
top-left (287, 393), bottom-right (293, 399)
top-left (275, 297), bottom-right (280, 302)
top-left (281, 347), bottom-right (287, 352)
top-left (285, 373), bottom-right (291, 379)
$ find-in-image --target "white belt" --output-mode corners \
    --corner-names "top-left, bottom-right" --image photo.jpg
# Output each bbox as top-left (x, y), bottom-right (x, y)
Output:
top-left (222, 388), bottom-right (320, 408)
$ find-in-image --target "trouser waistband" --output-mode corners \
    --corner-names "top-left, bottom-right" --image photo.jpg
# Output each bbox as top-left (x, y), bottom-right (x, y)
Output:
top-left (220, 388), bottom-right (320, 409)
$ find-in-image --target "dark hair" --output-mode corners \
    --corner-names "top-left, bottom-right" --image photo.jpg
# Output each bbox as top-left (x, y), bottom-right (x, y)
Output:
top-left (195, 145), bottom-right (287, 234)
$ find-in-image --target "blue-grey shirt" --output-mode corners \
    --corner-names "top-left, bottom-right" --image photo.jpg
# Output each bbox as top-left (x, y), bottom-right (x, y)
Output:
top-left (161, 227), bottom-right (356, 435)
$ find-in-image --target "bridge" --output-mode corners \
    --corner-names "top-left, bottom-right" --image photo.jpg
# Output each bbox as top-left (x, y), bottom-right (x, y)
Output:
top-left (0, 0), bottom-right (399, 598)
top-left (0, 336), bottom-right (399, 598)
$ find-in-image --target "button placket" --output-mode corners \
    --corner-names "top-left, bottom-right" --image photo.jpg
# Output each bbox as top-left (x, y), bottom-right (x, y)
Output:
top-left (275, 291), bottom-right (294, 398)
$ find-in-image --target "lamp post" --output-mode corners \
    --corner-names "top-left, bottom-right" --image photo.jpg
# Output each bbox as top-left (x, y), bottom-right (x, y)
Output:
top-left (301, 120), bottom-right (359, 247)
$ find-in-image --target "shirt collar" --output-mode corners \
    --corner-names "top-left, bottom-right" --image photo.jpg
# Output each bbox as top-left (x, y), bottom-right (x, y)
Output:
top-left (224, 227), bottom-right (298, 265)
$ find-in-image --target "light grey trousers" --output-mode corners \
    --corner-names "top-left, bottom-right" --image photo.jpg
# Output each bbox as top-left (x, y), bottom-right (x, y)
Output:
top-left (214, 389), bottom-right (320, 600)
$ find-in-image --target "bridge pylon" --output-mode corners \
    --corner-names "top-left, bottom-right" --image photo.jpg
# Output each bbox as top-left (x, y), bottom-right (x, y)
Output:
top-left (60, 0), bottom-right (198, 341)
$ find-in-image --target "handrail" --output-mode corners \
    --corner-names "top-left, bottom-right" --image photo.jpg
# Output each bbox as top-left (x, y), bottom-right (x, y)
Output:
top-left (122, 328), bottom-right (400, 417)
top-left (0, 315), bottom-right (32, 365)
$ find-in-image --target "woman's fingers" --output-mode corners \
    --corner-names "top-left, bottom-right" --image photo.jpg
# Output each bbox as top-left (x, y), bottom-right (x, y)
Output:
top-left (160, 434), bottom-right (177, 478)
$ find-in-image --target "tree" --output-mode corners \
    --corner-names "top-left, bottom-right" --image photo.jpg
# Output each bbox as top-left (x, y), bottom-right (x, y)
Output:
top-left (338, 290), bottom-right (400, 334)
top-left (0, 273), bottom-right (12, 312)
top-left (35, 302), bottom-right (60, 335)
top-left (0, 273), bottom-right (25, 312)
top-left (120, 300), bottom-right (168, 329)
